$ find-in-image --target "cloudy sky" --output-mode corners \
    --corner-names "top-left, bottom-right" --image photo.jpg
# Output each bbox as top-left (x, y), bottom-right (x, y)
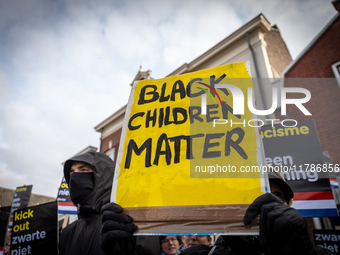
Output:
top-left (0, 0), bottom-right (337, 199)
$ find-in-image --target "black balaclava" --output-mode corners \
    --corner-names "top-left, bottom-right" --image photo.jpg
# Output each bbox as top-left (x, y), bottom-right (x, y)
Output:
top-left (69, 172), bottom-right (95, 206)
top-left (63, 152), bottom-right (115, 215)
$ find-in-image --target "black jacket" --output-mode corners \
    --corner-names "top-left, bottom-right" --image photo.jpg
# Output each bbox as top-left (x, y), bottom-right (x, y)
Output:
top-left (60, 152), bottom-right (115, 255)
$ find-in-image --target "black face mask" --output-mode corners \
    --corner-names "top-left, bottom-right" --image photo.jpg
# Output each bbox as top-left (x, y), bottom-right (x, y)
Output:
top-left (69, 172), bottom-right (95, 206)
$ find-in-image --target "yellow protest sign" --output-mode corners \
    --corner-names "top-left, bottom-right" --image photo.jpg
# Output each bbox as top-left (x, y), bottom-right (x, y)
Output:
top-left (112, 62), bottom-right (268, 234)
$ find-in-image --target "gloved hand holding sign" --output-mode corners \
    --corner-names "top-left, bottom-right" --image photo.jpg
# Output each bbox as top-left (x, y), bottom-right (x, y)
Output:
top-left (244, 193), bottom-right (315, 255)
top-left (101, 202), bottom-right (137, 255)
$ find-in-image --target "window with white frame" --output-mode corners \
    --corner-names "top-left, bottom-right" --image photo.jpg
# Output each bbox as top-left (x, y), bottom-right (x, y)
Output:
top-left (106, 147), bottom-right (115, 162)
top-left (331, 60), bottom-right (340, 87)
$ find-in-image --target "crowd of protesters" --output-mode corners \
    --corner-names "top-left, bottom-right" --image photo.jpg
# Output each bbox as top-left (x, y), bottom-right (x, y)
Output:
top-left (55, 152), bottom-right (335, 255)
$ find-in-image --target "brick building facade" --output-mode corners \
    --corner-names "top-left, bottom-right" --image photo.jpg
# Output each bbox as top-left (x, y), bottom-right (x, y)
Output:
top-left (279, 1), bottom-right (340, 166)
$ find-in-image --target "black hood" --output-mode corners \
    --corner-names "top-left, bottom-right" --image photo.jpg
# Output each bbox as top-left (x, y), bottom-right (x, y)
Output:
top-left (63, 152), bottom-right (115, 215)
top-left (268, 170), bottom-right (294, 205)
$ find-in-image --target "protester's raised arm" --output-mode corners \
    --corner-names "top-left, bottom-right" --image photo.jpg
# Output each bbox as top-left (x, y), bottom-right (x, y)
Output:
top-left (244, 193), bottom-right (324, 255)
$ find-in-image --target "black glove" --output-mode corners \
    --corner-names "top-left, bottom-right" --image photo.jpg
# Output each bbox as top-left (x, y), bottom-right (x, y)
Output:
top-left (101, 202), bottom-right (138, 255)
top-left (244, 193), bottom-right (315, 255)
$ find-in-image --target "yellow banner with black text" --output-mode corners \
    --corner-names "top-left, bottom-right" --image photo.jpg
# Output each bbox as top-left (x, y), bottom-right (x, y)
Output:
top-left (112, 62), bottom-right (268, 234)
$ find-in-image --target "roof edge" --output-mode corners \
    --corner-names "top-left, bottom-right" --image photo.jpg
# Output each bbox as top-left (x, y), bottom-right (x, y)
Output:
top-left (94, 104), bottom-right (127, 132)
top-left (167, 13), bottom-right (271, 76)
top-left (281, 13), bottom-right (339, 78)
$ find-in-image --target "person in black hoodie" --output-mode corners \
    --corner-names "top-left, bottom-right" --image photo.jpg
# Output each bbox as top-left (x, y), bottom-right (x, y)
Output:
top-left (179, 170), bottom-right (335, 255)
top-left (60, 152), bottom-right (136, 255)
